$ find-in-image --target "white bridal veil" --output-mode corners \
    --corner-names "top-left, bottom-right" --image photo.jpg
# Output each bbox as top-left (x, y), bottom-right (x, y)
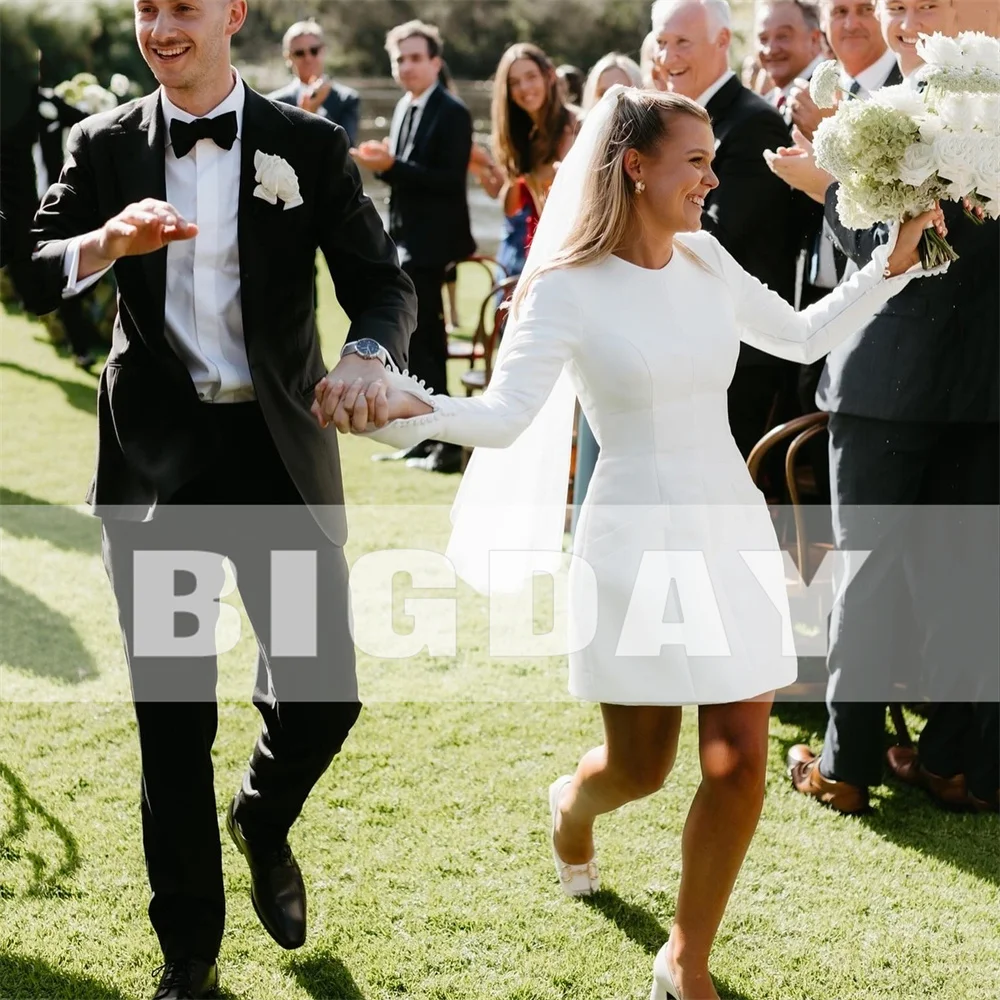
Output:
top-left (445, 85), bottom-right (627, 594)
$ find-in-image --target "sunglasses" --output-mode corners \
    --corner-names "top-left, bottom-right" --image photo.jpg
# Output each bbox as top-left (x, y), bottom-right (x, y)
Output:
top-left (291, 45), bottom-right (323, 58)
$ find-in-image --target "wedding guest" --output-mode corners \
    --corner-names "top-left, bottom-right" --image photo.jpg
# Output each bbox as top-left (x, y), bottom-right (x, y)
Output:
top-left (755, 0), bottom-right (826, 117)
top-left (268, 20), bottom-right (360, 145)
top-left (777, 0), bottom-right (1000, 815)
top-left (640, 31), bottom-right (669, 91)
top-left (25, 0), bottom-right (416, 995)
top-left (557, 63), bottom-right (586, 106)
top-left (652, 0), bottom-right (807, 461)
top-left (581, 53), bottom-right (644, 111)
top-left (485, 43), bottom-right (581, 282)
top-left (351, 20), bottom-right (475, 474)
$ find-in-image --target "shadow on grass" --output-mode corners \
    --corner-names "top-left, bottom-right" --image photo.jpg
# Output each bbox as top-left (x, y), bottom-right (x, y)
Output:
top-left (0, 575), bottom-right (98, 683)
top-left (0, 487), bottom-right (101, 556)
top-left (585, 890), bottom-right (753, 1000)
top-left (0, 954), bottom-right (127, 1000)
top-left (0, 359), bottom-right (97, 415)
top-left (289, 953), bottom-right (366, 999)
top-left (0, 761), bottom-right (81, 898)
top-left (770, 703), bottom-right (1000, 888)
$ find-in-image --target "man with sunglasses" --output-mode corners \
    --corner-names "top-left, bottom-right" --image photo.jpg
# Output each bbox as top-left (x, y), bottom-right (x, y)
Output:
top-left (269, 19), bottom-right (359, 145)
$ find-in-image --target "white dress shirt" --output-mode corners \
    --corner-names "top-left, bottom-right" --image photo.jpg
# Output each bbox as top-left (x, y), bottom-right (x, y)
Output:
top-left (393, 82), bottom-right (438, 160)
top-left (64, 71), bottom-right (254, 403)
top-left (843, 48), bottom-right (899, 98)
top-left (694, 70), bottom-right (736, 108)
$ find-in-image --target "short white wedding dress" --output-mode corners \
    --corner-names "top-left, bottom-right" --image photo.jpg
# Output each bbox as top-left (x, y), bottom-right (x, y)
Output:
top-left (367, 229), bottom-right (938, 706)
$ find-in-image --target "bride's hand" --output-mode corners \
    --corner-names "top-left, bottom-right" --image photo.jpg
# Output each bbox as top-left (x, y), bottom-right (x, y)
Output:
top-left (312, 377), bottom-right (432, 432)
top-left (886, 204), bottom-right (947, 276)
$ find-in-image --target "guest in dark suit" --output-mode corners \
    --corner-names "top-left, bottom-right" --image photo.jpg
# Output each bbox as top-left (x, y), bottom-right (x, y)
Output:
top-left (24, 1), bottom-right (416, 994)
top-left (351, 20), bottom-right (476, 474)
top-left (652, 0), bottom-right (809, 461)
top-left (754, 0), bottom-right (825, 117)
top-left (267, 19), bottom-right (360, 145)
top-left (784, 0), bottom-right (999, 816)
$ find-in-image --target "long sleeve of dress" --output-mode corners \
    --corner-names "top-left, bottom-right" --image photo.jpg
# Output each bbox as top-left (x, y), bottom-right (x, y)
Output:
top-left (362, 271), bottom-right (580, 450)
top-left (708, 228), bottom-right (950, 365)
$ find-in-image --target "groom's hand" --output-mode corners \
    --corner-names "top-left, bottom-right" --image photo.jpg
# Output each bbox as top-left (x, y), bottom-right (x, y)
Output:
top-left (78, 199), bottom-right (198, 279)
top-left (312, 356), bottom-right (389, 431)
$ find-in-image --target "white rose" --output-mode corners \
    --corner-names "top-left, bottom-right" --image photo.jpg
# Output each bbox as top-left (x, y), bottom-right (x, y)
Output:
top-left (917, 32), bottom-right (964, 69)
top-left (972, 137), bottom-right (999, 200)
top-left (898, 142), bottom-right (938, 186)
top-left (109, 73), bottom-right (131, 98)
top-left (973, 94), bottom-right (1000, 138)
top-left (933, 135), bottom-right (976, 196)
top-left (253, 150), bottom-right (303, 209)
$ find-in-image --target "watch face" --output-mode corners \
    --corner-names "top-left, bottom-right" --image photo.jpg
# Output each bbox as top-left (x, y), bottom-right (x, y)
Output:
top-left (356, 339), bottom-right (380, 357)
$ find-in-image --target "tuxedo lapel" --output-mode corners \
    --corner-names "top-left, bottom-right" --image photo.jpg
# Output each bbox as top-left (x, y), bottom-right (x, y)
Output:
top-left (883, 63), bottom-right (904, 88)
top-left (705, 76), bottom-right (743, 125)
top-left (113, 93), bottom-right (167, 333)
top-left (237, 88), bottom-right (281, 348)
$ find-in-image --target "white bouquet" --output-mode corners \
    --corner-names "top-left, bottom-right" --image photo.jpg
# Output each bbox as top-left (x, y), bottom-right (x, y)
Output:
top-left (917, 31), bottom-right (1000, 96)
top-left (53, 72), bottom-right (132, 115)
top-left (809, 34), bottom-right (999, 268)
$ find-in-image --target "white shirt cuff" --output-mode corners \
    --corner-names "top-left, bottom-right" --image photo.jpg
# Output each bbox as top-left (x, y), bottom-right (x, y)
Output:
top-left (63, 236), bottom-right (111, 298)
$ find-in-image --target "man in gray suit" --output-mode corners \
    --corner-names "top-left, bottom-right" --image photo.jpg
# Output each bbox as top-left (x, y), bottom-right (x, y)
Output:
top-left (268, 20), bottom-right (360, 146)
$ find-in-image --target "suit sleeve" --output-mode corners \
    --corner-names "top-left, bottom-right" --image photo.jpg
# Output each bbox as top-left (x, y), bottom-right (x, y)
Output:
top-left (378, 101), bottom-right (472, 196)
top-left (24, 121), bottom-right (103, 315)
top-left (823, 182), bottom-right (883, 265)
top-left (317, 125), bottom-right (417, 371)
top-left (701, 110), bottom-right (798, 263)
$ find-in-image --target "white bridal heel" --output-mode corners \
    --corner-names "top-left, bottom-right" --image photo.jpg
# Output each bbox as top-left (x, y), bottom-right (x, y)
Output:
top-left (650, 943), bottom-right (680, 1000)
top-left (547, 775), bottom-right (600, 897)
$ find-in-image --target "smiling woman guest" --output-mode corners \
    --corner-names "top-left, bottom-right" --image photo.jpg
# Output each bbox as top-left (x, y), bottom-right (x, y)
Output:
top-left (482, 42), bottom-right (581, 281)
top-left (315, 86), bottom-right (948, 1000)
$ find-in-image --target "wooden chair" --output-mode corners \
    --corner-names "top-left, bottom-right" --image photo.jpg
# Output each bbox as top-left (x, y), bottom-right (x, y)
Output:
top-left (459, 275), bottom-right (518, 396)
top-left (747, 412), bottom-right (912, 742)
top-left (446, 255), bottom-right (506, 363)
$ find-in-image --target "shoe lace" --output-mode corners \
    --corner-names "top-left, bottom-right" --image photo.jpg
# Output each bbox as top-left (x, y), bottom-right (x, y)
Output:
top-left (152, 961), bottom-right (192, 994)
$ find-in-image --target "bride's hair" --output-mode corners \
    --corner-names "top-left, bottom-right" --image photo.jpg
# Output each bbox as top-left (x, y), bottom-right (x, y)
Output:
top-left (512, 88), bottom-right (713, 313)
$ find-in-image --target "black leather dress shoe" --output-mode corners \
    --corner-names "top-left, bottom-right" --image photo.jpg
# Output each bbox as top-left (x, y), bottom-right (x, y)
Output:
top-left (406, 442), bottom-right (463, 474)
top-left (372, 440), bottom-right (433, 462)
top-left (151, 959), bottom-right (218, 999)
top-left (226, 799), bottom-right (307, 949)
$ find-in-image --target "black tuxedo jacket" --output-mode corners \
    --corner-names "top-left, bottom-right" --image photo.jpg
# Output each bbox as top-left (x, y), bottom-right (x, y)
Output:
top-left (26, 87), bottom-right (417, 541)
top-left (703, 76), bottom-right (815, 367)
top-left (817, 187), bottom-right (998, 423)
top-left (379, 85), bottom-right (475, 269)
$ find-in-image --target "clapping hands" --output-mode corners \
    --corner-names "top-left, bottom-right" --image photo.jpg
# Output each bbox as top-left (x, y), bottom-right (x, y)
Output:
top-left (784, 77), bottom-right (837, 142)
top-left (764, 127), bottom-right (835, 204)
top-left (349, 139), bottom-right (395, 173)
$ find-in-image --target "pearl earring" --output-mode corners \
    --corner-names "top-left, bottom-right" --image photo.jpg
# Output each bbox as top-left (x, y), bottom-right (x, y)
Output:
top-left (635, 180), bottom-right (646, 193)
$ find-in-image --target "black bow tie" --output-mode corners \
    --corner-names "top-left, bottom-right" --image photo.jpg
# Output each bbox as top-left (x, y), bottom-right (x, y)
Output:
top-left (169, 111), bottom-right (238, 157)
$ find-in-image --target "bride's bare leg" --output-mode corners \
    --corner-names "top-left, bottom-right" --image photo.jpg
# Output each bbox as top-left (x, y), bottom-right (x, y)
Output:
top-left (553, 703), bottom-right (682, 865)
top-left (664, 695), bottom-right (774, 1000)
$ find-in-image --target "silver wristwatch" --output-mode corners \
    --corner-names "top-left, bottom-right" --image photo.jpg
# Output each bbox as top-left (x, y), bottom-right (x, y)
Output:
top-left (340, 338), bottom-right (390, 367)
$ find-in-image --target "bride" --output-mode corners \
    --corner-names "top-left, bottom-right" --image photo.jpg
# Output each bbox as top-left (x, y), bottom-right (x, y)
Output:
top-left (314, 87), bottom-right (946, 1000)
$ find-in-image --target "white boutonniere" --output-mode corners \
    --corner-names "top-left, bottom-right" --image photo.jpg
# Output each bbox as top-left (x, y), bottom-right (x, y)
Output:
top-left (253, 150), bottom-right (304, 210)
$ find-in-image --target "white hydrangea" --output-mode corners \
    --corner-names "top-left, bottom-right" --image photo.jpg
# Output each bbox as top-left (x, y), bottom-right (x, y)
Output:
top-left (809, 59), bottom-right (842, 109)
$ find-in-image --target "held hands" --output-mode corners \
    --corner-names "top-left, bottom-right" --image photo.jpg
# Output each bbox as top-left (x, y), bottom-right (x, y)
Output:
top-left (763, 127), bottom-right (835, 204)
top-left (311, 356), bottom-right (433, 431)
top-left (349, 139), bottom-right (394, 173)
top-left (886, 205), bottom-right (948, 276)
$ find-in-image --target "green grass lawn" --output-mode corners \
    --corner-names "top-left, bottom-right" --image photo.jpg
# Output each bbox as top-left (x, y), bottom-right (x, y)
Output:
top-left (1, 262), bottom-right (998, 1000)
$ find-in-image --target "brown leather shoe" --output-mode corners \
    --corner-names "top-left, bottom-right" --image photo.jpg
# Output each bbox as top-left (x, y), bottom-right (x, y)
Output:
top-left (787, 744), bottom-right (869, 814)
top-left (886, 745), bottom-right (985, 811)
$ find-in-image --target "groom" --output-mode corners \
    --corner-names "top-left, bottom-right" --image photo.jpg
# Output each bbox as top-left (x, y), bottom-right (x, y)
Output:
top-left (25, 1), bottom-right (415, 997)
